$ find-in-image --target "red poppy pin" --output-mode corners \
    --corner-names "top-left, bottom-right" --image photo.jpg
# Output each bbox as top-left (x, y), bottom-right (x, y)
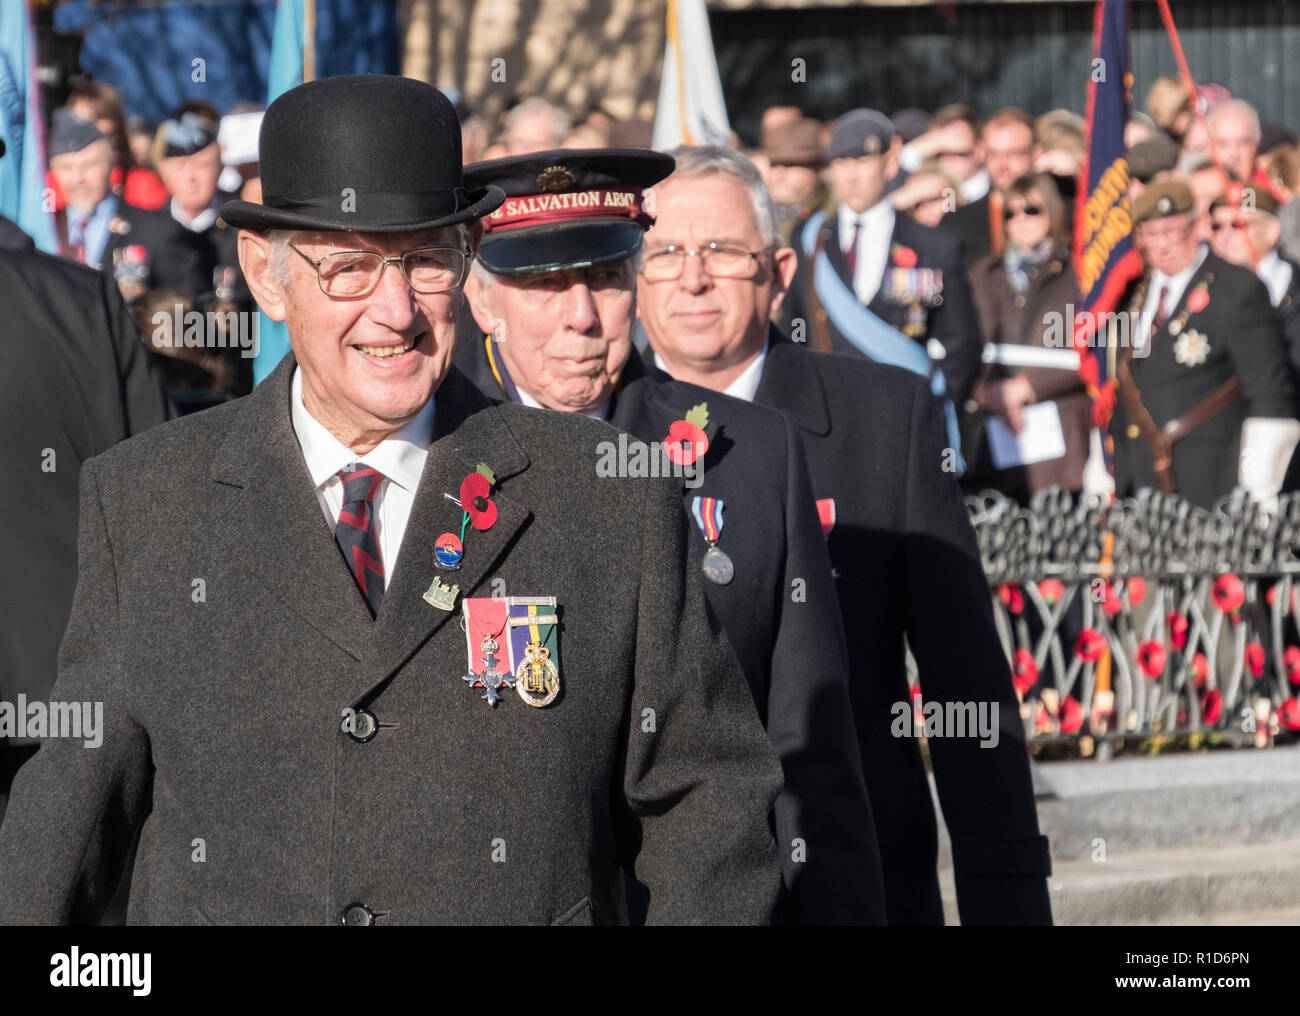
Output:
top-left (1137, 640), bottom-right (1166, 679)
top-left (1186, 286), bottom-right (1210, 313)
top-left (1076, 628), bottom-right (1106, 662)
top-left (999, 583), bottom-right (1024, 615)
top-left (1012, 649), bottom-right (1038, 696)
top-left (459, 463), bottom-right (498, 531)
top-left (1245, 642), bottom-right (1266, 679)
top-left (1212, 574), bottom-right (1244, 614)
top-left (665, 403), bottom-right (710, 467)
top-left (1038, 579), bottom-right (1065, 605)
top-left (1286, 646), bottom-right (1300, 685)
top-left (1168, 610), bottom-right (1189, 649)
top-left (890, 243), bottom-right (918, 268)
top-left (1201, 688), bottom-right (1223, 725)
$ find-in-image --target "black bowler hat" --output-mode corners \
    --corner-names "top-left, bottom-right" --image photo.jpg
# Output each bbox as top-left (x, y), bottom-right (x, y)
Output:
top-left (463, 148), bottom-right (674, 275)
top-left (220, 75), bottom-right (504, 233)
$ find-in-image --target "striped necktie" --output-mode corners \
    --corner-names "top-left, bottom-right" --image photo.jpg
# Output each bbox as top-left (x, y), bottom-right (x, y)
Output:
top-left (335, 463), bottom-right (386, 618)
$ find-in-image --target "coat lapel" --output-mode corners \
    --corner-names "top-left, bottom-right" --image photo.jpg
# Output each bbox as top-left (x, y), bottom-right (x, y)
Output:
top-left (210, 358), bottom-right (533, 706)
top-left (755, 328), bottom-right (832, 437)
top-left (210, 354), bottom-right (378, 664)
top-left (365, 366), bottom-right (531, 702)
top-left (823, 210), bottom-right (853, 289)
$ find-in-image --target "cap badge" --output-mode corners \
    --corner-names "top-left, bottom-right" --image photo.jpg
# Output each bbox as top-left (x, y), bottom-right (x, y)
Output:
top-left (1157, 196), bottom-right (1172, 215)
top-left (863, 135), bottom-right (882, 156)
top-left (537, 165), bottom-right (577, 193)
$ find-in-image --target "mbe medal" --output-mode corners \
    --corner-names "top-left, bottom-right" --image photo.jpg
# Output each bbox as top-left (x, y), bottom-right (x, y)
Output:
top-left (461, 598), bottom-right (514, 706)
top-left (692, 496), bottom-right (734, 585)
top-left (506, 597), bottom-right (562, 707)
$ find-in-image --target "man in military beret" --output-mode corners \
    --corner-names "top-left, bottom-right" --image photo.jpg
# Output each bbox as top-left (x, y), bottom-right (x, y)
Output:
top-left (0, 76), bottom-right (783, 926)
top-left (1124, 135), bottom-right (1180, 202)
top-left (1108, 178), bottom-right (1298, 508)
top-left (778, 108), bottom-right (984, 435)
top-left (639, 145), bottom-right (1052, 926)
top-left (456, 147), bottom-right (885, 924)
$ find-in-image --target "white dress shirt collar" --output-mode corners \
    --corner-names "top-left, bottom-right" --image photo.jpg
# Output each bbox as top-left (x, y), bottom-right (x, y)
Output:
top-left (515, 384), bottom-right (610, 422)
top-left (171, 195), bottom-right (222, 233)
top-left (1257, 249), bottom-right (1294, 308)
top-left (652, 348), bottom-right (766, 403)
top-left (1150, 243), bottom-right (1209, 308)
top-left (290, 366), bottom-right (434, 494)
top-left (838, 197), bottom-right (894, 238)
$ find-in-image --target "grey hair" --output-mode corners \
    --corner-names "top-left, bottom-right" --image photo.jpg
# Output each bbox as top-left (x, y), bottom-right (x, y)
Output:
top-left (266, 223), bottom-right (473, 290)
top-left (1208, 99), bottom-right (1262, 143)
top-left (502, 98), bottom-right (570, 150)
top-left (662, 145), bottom-right (783, 249)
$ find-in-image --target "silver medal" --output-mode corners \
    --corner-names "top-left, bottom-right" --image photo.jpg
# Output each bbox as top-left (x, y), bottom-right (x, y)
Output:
top-left (702, 545), bottom-right (734, 585)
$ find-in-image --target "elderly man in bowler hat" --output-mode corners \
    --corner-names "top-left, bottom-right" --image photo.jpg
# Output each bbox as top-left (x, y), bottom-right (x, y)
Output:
top-left (0, 76), bottom-right (783, 926)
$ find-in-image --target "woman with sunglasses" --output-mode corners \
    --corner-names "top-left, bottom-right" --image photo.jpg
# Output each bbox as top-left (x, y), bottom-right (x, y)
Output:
top-left (963, 173), bottom-right (1091, 501)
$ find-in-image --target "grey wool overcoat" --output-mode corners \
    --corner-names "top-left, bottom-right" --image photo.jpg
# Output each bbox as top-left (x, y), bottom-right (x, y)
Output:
top-left (0, 354), bottom-right (784, 925)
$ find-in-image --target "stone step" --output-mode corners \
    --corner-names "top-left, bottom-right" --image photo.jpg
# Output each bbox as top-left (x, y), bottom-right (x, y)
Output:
top-left (939, 837), bottom-right (1300, 925)
top-left (933, 744), bottom-right (1300, 867)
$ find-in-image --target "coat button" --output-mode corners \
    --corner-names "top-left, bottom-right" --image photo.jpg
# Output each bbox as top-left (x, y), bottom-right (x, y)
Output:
top-left (1126, 424), bottom-right (1140, 439)
top-left (343, 708), bottom-right (378, 743)
top-left (340, 902), bottom-right (375, 926)
top-left (1014, 294), bottom-right (1026, 307)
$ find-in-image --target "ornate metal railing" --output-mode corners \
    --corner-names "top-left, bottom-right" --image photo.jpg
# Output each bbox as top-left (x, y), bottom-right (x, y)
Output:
top-left (963, 487), bottom-right (1300, 747)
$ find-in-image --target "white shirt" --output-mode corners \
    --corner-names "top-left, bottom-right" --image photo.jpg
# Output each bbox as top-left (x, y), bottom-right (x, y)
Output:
top-left (652, 348), bottom-right (767, 403)
top-left (516, 384), bottom-right (610, 421)
top-left (1137, 243), bottom-right (1209, 352)
top-left (838, 198), bottom-right (895, 306)
top-left (289, 367), bottom-right (435, 581)
top-left (171, 195), bottom-right (221, 233)
top-left (960, 167), bottom-right (990, 205)
top-left (1257, 249), bottom-right (1294, 308)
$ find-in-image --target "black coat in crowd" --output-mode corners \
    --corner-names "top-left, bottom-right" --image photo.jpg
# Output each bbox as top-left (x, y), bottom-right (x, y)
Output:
top-left (0, 249), bottom-right (170, 819)
top-left (753, 326), bottom-right (1053, 926)
top-left (779, 207), bottom-right (984, 408)
top-left (1109, 250), bottom-right (1295, 509)
top-left (456, 336), bottom-right (886, 924)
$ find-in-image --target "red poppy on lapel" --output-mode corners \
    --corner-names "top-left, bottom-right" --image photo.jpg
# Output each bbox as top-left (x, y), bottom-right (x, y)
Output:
top-left (890, 243), bottom-right (917, 267)
top-left (665, 403), bottom-right (709, 467)
top-left (459, 471), bottom-right (498, 531)
top-left (1186, 286), bottom-right (1210, 313)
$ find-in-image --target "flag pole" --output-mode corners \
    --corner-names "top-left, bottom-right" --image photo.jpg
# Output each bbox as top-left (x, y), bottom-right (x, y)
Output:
top-left (303, 0), bottom-right (317, 83)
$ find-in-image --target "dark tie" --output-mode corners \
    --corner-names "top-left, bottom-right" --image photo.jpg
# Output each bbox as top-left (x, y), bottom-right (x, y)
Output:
top-left (1151, 284), bottom-right (1171, 335)
top-left (844, 217), bottom-right (861, 278)
top-left (335, 463), bottom-right (386, 619)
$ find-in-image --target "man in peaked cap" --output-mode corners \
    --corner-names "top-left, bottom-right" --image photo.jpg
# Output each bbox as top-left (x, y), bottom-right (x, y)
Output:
top-left (457, 148), bottom-right (885, 925)
top-left (1108, 178), bottom-right (1298, 508)
top-left (0, 76), bottom-right (783, 926)
top-left (778, 108), bottom-right (984, 424)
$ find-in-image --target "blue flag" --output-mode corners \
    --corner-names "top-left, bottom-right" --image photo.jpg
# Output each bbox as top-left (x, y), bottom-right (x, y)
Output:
top-left (0, 0), bottom-right (56, 252)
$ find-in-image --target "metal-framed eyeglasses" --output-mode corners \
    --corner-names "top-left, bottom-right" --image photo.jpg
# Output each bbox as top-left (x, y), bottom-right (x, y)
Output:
top-left (287, 242), bottom-right (470, 297)
top-left (640, 241), bottom-right (774, 282)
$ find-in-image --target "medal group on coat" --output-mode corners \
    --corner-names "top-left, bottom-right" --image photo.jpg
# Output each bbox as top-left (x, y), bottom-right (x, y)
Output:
top-left (2, 67), bottom-right (1297, 927)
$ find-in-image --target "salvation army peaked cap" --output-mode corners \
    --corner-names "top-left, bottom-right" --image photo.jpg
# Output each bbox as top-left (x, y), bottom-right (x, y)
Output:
top-left (463, 148), bottom-right (674, 275)
top-left (219, 75), bottom-right (504, 233)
